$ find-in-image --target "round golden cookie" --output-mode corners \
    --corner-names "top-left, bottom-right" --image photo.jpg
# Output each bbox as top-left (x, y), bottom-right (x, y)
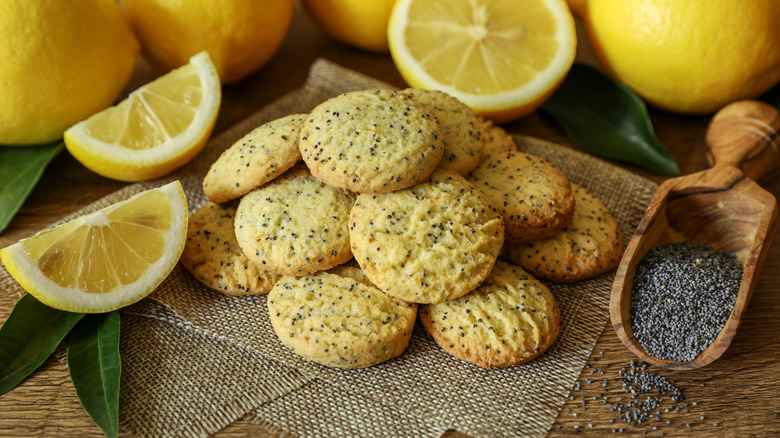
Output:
top-left (180, 201), bottom-right (280, 295)
top-left (501, 183), bottom-right (623, 283)
top-left (326, 262), bottom-right (370, 284)
top-left (203, 114), bottom-right (307, 204)
top-left (480, 119), bottom-right (516, 156)
top-left (234, 165), bottom-right (355, 276)
top-left (399, 88), bottom-right (483, 176)
top-left (467, 150), bottom-right (575, 243)
top-left (298, 89), bottom-right (444, 194)
top-left (349, 169), bottom-right (505, 304)
top-left (267, 270), bottom-right (417, 369)
top-left (419, 261), bottom-right (561, 368)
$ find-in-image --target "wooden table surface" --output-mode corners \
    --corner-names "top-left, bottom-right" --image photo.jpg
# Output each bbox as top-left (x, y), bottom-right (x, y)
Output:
top-left (1, 4), bottom-right (778, 437)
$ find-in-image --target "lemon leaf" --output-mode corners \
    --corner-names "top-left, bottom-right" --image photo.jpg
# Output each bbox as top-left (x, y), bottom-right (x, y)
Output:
top-left (0, 293), bottom-right (84, 395)
top-left (540, 63), bottom-right (680, 176)
top-left (0, 142), bottom-right (64, 233)
top-left (68, 311), bottom-right (121, 438)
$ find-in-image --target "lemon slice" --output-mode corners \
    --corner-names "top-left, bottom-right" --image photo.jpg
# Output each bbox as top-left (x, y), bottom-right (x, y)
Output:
top-left (387, 0), bottom-right (576, 123)
top-left (0, 181), bottom-right (188, 313)
top-left (64, 51), bottom-right (221, 182)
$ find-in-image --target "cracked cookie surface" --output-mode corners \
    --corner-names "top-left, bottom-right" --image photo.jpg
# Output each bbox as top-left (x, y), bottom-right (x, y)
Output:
top-left (349, 169), bottom-right (504, 304)
top-left (420, 261), bottom-right (560, 368)
top-left (235, 165), bottom-right (355, 276)
top-left (480, 119), bottom-right (516, 156)
top-left (468, 150), bottom-right (574, 242)
top-left (180, 201), bottom-right (280, 295)
top-left (267, 269), bottom-right (417, 368)
top-left (299, 89), bottom-right (443, 194)
top-left (203, 113), bottom-right (307, 204)
top-left (501, 183), bottom-right (622, 282)
top-left (400, 88), bottom-right (483, 176)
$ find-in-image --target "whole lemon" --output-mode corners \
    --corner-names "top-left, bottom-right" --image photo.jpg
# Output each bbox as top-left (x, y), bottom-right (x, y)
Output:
top-left (302, 0), bottom-right (396, 53)
top-left (585, 0), bottom-right (780, 114)
top-left (120, 0), bottom-right (294, 84)
top-left (0, 0), bottom-right (138, 146)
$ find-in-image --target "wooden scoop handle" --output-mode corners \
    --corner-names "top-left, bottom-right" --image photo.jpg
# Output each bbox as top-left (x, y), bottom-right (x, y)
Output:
top-left (706, 100), bottom-right (780, 183)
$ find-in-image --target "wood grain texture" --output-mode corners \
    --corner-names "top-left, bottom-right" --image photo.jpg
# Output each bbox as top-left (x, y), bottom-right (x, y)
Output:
top-left (611, 102), bottom-right (780, 370)
top-left (706, 100), bottom-right (780, 183)
top-left (1, 4), bottom-right (779, 437)
top-left (611, 165), bottom-right (778, 368)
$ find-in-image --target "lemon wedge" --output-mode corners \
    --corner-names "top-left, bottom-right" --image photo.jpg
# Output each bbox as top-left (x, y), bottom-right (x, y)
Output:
top-left (0, 181), bottom-right (188, 313)
top-left (64, 51), bottom-right (221, 182)
top-left (387, 0), bottom-right (576, 123)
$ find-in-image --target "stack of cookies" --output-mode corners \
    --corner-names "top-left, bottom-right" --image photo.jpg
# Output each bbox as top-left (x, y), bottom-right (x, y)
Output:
top-left (180, 88), bottom-right (622, 369)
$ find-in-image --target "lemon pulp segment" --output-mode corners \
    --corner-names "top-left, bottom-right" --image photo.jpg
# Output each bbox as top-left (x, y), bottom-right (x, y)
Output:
top-left (23, 190), bottom-right (171, 293)
top-left (0, 181), bottom-right (188, 313)
top-left (83, 69), bottom-right (202, 149)
top-left (404, 0), bottom-right (561, 95)
top-left (388, 0), bottom-right (576, 121)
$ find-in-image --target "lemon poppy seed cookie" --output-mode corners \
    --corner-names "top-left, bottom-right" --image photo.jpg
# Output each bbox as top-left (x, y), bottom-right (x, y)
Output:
top-left (399, 88), bottom-right (483, 176)
top-left (267, 271), bottom-right (417, 369)
top-left (235, 165), bottom-right (355, 276)
top-left (180, 201), bottom-right (280, 295)
top-left (203, 113), bottom-right (307, 204)
top-left (298, 89), bottom-right (444, 194)
top-left (468, 150), bottom-right (575, 243)
top-left (349, 170), bottom-right (505, 304)
top-left (501, 183), bottom-right (623, 282)
top-left (481, 119), bottom-right (516, 156)
top-left (420, 261), bottom-right (561, 368)
top-left (326, 263), bottom-right (371, 285)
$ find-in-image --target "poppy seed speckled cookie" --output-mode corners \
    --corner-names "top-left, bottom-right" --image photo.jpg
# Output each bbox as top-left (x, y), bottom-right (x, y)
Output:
top-left (203, 114), bottom-right (307, 204)
top-left (399, 88), bottom-right (483, 176)
top-left (267, 270), bottom-right (417, 369)
top-left (501, 183), bottom-right (622, 282)
top-left (467, 150), bottom-right (575, 243)
top-left (480, 119), bottom-right (516, 156)
top-left (234, 165), bottom-right (355, 276)
top-left (349, 170), bottom-right (505, 304)
top-left (419, 261), bottom-right (561, 368)
top-left (298, 89), bottom-right (444, 194)
top-left (180, 201), bottom-right (280, 295)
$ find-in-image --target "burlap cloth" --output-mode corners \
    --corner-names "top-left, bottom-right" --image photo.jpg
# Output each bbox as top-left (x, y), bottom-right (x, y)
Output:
top-left (0, 59), bottom-right (657, 438)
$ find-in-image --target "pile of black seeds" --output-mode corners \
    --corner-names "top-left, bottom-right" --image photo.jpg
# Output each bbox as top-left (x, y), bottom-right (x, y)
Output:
top-left (562, 359), bottom-right (709, 434)
top-left (630, 242), bottom-right (743, 361)
top-left (610, 360), bottom-right (682, 425)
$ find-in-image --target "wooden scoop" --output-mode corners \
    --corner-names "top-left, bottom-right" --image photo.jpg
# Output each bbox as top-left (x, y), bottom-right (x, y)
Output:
top-left (610, 100), bottom-right (780, 369)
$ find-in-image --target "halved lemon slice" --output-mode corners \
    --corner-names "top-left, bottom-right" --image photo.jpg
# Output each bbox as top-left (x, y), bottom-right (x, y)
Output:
top-left (387, 0), bottom-right (576, 123)
top-left (64, 51), bottom-right (221, 182)
top-left (0, 181), bottom-right (188, 313)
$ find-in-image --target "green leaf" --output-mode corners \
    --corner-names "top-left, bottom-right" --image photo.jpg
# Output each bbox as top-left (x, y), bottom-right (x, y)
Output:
top-left (759, 81), bottom-right (780, 111)
top-left (68, 311), bottom-right (121, 438)
top-left (540, 63), bottom-right (680, 176)
top-left (0, 293), bottom-right (84, 395)
top-left (0, 142), bottom-right (65, 233)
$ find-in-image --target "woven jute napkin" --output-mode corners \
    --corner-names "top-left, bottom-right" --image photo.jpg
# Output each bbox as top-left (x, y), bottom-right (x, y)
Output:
top-left (0, 59), bottom-right (657, 438)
